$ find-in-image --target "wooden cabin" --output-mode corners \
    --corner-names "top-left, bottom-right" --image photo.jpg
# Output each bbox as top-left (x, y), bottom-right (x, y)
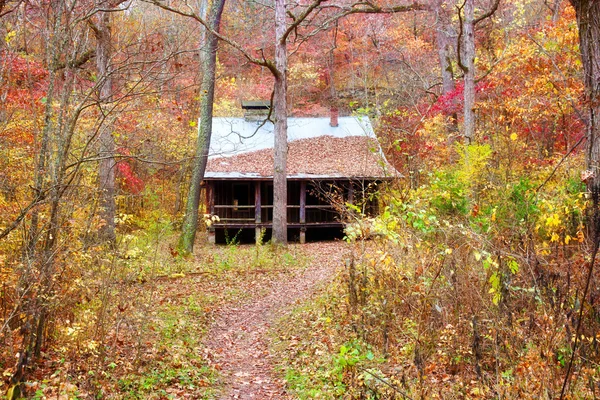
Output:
top-left (203, 107), bottom-right (398, 243)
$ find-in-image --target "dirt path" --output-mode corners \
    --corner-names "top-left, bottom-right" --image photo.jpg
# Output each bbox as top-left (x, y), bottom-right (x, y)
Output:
top-left (204, 242), bottom-right (345, 399)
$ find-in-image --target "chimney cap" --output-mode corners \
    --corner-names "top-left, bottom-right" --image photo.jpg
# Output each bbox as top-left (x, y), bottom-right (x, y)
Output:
top-left (241, 100), bottom-right (270, 110)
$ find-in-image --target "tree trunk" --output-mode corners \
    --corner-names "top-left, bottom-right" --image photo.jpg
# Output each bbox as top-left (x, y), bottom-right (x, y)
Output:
top-left (570, 0), bottom-right (600, 198)
top-left (272, 0), bottom-right (288, 245)
top-left (435, 0), bottom-right (455, 97)
top-left (435, 0), bottom-right (458, 133)
top-left (178, 0), bottom-right (226, 254)
top-left (96, 7), bottom-right (117, 244)
top-left (462, 0), bottom-right (475, 144)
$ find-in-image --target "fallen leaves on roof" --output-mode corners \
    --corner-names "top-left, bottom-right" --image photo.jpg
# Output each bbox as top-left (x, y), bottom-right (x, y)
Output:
top-left (206, 135), bottom-right (394, 178)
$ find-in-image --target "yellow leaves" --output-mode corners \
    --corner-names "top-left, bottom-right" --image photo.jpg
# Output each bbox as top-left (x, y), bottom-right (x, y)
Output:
top-left (510, 132), bottom-right (518, 141)
top-left (125, 247), bottom-right (142, 259)
top-left (455, 143), bottom-right (493, 189)
top-left (4, 30), bottom-right (16, 44)
top-left (545, 213), bottom-right (561, 228)
top-left (86, 340), bottom-right (99, 351)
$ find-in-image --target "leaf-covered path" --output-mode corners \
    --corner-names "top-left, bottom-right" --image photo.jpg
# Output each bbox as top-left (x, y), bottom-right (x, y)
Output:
top-left (205, 242), bottom-right (344, 399)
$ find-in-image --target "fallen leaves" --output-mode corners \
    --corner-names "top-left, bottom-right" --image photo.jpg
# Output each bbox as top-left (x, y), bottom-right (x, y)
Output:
top-left (207, 136), bottom-right (392, 178)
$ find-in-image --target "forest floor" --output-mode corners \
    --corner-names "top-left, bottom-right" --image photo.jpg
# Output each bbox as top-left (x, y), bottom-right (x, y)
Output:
top-left (17, 241), bottom-right (346, 399)
top-left (204, 242), bottom-right (344, 399)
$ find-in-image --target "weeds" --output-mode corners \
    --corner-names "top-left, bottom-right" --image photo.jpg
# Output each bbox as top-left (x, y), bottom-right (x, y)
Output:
top-left (271, 149), bottom-right (600, 399)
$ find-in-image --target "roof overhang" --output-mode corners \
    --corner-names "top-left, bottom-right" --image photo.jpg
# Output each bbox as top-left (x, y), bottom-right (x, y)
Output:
top-left (203, 172), bottom-right (396, 181)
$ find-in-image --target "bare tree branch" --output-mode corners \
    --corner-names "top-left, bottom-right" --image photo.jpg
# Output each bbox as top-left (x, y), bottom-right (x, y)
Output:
top-left (144, 0), bottom-right (276, 72)
top-left (0, 0), bottom-right (22, 18)
top-left (0, 194), bottom-right (46, 241)
top-left (474, 0), bottom-right (501, 25)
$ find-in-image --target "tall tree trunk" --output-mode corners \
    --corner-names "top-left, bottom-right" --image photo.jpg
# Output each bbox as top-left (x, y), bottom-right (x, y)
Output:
top-left (462, 0), bottom-right (475, 144)
top-left (17, 0), bottom-right (78, 371)
top-left (178, 0), bottom-right (225, 254)
top-left (570, 1), bottom-right (600, 199)
top-left (562, 5), bottom-right (600, 395)
top-left (435, 0), bottom-right (458, 134)
top-left (435, 0), bottom-right (455, 97)
top-left (272, 0), bottom-right (288, 245)
top-left (96, 7), bottom-right (116, 244)
top-left (25, 1), bottom-right (63, 259)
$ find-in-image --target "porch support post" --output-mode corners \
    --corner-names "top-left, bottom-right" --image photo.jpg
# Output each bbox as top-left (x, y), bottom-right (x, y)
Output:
top-left (207, 181), bottom-right (215, 244)
top-left (207, 181), bottom-right (215, 214)
top-left (255, 181), bottom-right (262, 243)
top-left (347, 180), bottom-right (354, 205)
top-left (300, 180), bottom-right (306, 244)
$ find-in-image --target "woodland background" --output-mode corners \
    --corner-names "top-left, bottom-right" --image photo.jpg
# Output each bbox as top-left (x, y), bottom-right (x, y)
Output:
top-left (1, 0), bottom-right (600, 398)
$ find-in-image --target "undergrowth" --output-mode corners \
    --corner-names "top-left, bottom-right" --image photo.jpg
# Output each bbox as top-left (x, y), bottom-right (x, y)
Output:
top-left (272, 146), bottom-right (600, 399)
top-left (1, 212), bottom-right (310, 398)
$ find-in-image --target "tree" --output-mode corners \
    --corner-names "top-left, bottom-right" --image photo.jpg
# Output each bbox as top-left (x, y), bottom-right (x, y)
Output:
top-left (435, 0), bottom-right (456, 98)
top-left (178, 0), bottom-right (226, 253)
top-left (20, 0), bottom-right (97, 367)
top-left (1, 1), bottom-right (185, 385)
top-left (561, 1), bottom-right (600, 397)
top-left (460, 0), bottom-right (475, 144)
top-left (457, 0), bottom-right (500, 144)
top-left (92, 2), bottom-right (117, 244)
top-left (569, 0), bottom-right (600, 197)
top-left (272, 0), bottom-right (289, 244)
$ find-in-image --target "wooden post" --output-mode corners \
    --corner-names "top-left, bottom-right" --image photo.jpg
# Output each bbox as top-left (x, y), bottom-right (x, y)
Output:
top-left (300, 180), bottom-right (306, 244)
top-left (255, 181), bottom-right (262, 243)
top-left (207, 181), bottom-right (215, 244)
top-left (348, 181), bottom-right (354, 205)
top-left (207, 182), bottom-right (215, 215)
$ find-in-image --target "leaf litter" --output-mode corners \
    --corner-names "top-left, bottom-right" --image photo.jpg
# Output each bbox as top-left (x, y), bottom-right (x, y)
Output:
top-left (204, 241), bottom-right (346, 399)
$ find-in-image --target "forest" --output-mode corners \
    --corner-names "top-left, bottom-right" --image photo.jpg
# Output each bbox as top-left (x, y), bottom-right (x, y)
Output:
top-left (1, 0), bottom-right (600, 398)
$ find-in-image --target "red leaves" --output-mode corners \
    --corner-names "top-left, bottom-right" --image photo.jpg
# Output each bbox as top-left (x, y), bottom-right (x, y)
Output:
top-left (430, 80), bottom-right (495, 117)
top-left (1, 51), bottom-right (48, 109)
top-left (116, 149), bottom-right (144, 194)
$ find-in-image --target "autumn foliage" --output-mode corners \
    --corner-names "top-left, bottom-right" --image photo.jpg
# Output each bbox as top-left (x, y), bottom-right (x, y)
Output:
top-left (1, 0), bottom-right (599, 398)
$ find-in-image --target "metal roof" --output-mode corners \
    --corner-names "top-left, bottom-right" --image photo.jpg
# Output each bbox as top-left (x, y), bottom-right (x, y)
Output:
top-left (205, 116), bottom-right (399, 179)
top-left (208, 116), bottom-right (375, 158)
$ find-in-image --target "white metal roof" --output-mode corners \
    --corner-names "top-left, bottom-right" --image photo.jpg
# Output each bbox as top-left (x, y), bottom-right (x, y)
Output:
top-left (208, 116), bottom-right (375, 158)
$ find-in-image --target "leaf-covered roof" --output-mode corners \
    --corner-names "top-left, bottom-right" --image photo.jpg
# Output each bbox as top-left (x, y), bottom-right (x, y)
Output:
top-left (205, 116), bottom-right (398, 179)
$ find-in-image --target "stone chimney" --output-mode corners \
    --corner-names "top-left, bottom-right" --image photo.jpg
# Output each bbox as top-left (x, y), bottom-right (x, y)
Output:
top-left (330, 107), bottom-right (339, 127)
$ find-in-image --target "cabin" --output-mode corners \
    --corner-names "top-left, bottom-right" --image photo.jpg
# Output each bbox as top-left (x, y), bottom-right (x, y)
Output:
top-left (203, 104), bottom-right (398, 244)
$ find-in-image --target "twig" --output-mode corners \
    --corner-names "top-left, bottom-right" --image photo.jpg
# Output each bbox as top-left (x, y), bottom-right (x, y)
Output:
top-left (0, 194), bottom-right (46, 241)
top-left (358, 367), bottom-right (414, 400)
top-left (535, 134), bottom-right (586, 193)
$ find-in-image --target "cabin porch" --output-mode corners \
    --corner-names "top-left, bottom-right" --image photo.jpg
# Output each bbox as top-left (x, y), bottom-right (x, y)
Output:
top-left (203, 179), bottom-right (380, 244)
